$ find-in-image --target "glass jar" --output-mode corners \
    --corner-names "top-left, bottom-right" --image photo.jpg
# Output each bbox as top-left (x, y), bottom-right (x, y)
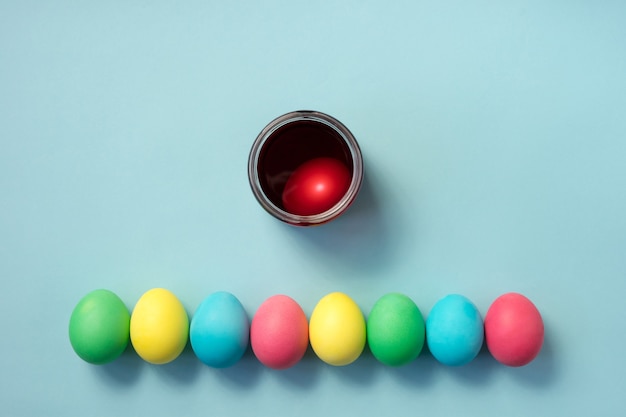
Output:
top-left (248, 110), bottom-right (364, 226)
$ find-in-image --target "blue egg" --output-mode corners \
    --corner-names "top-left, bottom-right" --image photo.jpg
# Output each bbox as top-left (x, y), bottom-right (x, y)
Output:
top-left (426, 294), bottom-right (484, 366)
top-left (190, 291), bottom-right (250, 368)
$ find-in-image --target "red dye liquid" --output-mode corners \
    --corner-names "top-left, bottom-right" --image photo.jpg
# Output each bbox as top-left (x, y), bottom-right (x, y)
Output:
top-left (257, 120), bottom-right (354, 212)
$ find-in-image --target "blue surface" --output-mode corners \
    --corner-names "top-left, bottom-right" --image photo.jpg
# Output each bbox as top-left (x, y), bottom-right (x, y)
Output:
top-left (1, 1), bottom-right (625, 416)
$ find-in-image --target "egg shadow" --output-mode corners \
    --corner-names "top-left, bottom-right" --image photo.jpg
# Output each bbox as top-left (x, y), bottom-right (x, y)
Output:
top-left (387, 338), bottom-right (501, 387)
top-left (93, 343), bottom-right (145, 386)
top-left (441, 343), bottom-right (502, 386)
top-left (213, 344), bottom-right (266, 389)
top-left (281, 161), bottom-right (400, 277)
top-left (507, 322), bottom-right (559, 388)
top-left (330, 344), bottom-right (382, 387)
top-left (273, 346), bottom-right (324, 389)
top-left (154, 341), bottom-right (203, 384)
top-left (385, 344), bottom-right (439, 387)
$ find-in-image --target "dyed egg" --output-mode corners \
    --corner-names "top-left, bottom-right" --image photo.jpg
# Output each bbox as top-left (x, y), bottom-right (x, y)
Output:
top-left (309, 292), bottom-right (365, 366)
top-left (484, 293), bottom-right (544, 367)
top-left (250, 295), bottom-right (308, 369)
top-left (130, 288), bottom-right (189, 365)
top-left (426, 294), bottom-right (484, 366)
top-left (190, 291), bottom-right (249, 368)
top-left (69, 289), bottom-right (130, 364)
top-left (282, 157), bottom-right (351, 216)
top-left (367, 293), bottom-right (425, 366)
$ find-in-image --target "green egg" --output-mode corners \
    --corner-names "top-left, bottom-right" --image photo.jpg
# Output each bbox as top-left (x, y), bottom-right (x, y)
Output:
top-left (69, 289), bottom-right (130, 365)
top-left (367, 293), bottom-right (425, 366)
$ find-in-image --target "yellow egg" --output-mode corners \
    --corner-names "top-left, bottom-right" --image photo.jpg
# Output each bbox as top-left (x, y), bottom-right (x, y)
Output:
top-left (130, 288), bottom-right (189, 364)
top-left (309, 292), bottom-right (366, 366)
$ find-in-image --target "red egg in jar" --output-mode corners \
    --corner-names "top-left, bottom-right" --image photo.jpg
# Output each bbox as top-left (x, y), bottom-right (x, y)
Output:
top-left (484, 292), bottom-right (544, 367)
top-left (282, 157), bottom-right (351, 216)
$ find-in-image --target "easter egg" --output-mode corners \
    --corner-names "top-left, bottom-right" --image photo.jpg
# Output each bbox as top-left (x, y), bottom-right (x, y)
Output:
top-left (367, 293), bottom-right (425, 366)
top-left (484, 293), bottom-right (544, 367)
top-left (190, 291), bottom-right (249, 368)
top-left (309, 292), bottom-right (366, 366)
top-left (282, 157), bottom-right (351, 216)
top-left (69, 289), bottom-right (130, 364)
top-left (130, 288), bottom-right (189, 365)
top-left (426, 294), bottom-right (484, 366)
top-left (251, 295), bottom-right (309, 369)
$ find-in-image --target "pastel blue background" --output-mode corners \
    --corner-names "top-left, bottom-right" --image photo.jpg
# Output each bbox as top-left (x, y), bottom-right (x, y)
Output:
top-left (1, 1), bottom-right (625, 416)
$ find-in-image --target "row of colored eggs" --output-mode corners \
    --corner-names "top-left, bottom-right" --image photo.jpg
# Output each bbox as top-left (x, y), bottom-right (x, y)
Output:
top-left (69, 289), bottom-right (544, 369)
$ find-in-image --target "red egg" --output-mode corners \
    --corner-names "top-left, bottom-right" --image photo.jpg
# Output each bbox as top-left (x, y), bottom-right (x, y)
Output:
top-left (484, 293), bottom-right (544, 367)
top-left (282, 157), bottom-right (351, 216)
top-left (250, 295), bottom-right (309, 369)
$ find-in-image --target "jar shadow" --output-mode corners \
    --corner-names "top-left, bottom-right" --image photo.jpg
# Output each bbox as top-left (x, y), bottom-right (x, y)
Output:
top-left (282, 162), bottom-right (400, 277)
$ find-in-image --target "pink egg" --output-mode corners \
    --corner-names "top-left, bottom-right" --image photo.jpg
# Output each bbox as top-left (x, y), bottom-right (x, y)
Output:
top-left (484, 293), bottom-right (544, 367)
top-left (250, 295), bottom-right (309, 369)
